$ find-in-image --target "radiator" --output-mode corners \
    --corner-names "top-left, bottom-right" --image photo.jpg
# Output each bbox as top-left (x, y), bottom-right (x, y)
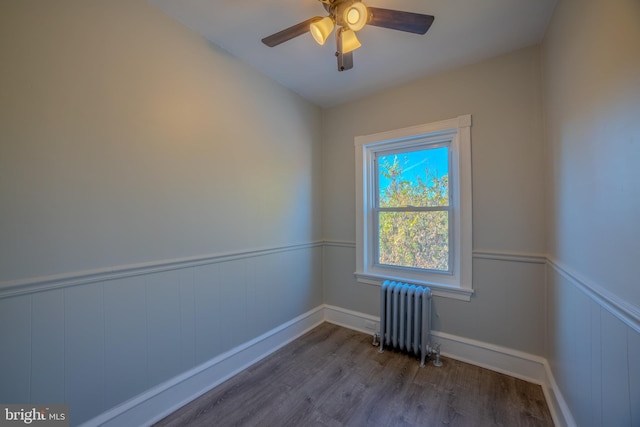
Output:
top-left (378, 280), bottom-right (434, 367)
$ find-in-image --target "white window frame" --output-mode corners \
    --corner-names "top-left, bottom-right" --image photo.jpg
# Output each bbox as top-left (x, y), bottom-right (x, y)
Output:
top-left (354, 115), bottom-right (473, 301)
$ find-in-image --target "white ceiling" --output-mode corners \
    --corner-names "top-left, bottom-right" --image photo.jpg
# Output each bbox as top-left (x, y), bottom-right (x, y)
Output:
top-left (149, 0), bottom-right (557, 107)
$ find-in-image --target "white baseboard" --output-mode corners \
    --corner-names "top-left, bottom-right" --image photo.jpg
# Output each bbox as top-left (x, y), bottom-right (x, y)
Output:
top-left (541, 362), bottom-right (577, 427)
top-left (82, 306), bottom-right (325, 427)
top-left (323, 304), bottom-right (380, 335)
top-left (82, 304), bottom-right (574, 427)
top-left (323, 305), bottom-right (574, 427)
top-left (430, 330), bottom-right (547, 384)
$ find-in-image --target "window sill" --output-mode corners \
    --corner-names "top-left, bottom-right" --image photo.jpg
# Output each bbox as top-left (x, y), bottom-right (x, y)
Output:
top-left (354, 271), bottom-right (473, 301)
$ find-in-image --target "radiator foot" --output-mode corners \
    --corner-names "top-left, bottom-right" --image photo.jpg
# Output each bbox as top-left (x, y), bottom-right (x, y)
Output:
top-left (372, 333), bottom-right (380, 346)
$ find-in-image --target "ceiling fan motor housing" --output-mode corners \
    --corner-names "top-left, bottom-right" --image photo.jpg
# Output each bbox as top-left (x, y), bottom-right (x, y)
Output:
top-left (326, 0), bottom-right (370, 30)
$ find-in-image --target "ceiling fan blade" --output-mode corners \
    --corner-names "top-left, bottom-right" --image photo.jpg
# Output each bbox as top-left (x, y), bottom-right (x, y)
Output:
top-left (367, 7), bottom-right (434, 35)
top-left (261, 17), bottom-right (323, 47)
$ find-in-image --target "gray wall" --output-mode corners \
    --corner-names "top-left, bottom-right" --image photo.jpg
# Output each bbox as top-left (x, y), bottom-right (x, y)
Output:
top-left (0, 1), bottom-right (323, 425)
top-left (542, 0), bottom-right (640, 424)
top-left (322, 46), bottom-right (548, 356)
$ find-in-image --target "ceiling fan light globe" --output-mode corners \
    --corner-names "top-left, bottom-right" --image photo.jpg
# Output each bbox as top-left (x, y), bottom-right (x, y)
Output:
top-left (310, 17), bottom-right (334, 45)
top-left (340, 28), bottom-right (362, 53)
top-left (344, 2), bottom-right (368, 32)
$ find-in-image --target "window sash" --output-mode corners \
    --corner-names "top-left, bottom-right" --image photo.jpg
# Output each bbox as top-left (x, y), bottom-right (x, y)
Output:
top-left (374, 143), bottom-right (451, 209)
top-left (373, 207), bottom-right (453, 274)
top-left (372, 143), bottom-right (452, 274)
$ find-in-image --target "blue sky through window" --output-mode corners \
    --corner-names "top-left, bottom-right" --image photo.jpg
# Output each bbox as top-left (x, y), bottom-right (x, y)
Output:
top-left (377, 146), bottom-right (449, 191)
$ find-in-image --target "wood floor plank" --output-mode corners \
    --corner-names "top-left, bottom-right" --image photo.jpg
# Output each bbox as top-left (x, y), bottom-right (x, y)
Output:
top-left (155, 323), bottom-right (554, 427)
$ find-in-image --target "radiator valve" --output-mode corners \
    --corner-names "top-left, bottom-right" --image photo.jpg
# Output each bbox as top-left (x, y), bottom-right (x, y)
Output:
top-left (433, 343), bottom-right (443, 367)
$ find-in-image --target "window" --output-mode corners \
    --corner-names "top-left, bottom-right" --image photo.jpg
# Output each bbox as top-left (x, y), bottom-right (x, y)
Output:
top-left (354, 115), bottom-right (473, 300)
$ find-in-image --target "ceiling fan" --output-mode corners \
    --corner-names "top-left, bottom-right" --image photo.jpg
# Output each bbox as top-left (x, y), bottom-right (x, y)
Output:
top-left (261, 0), bottom-right (434, 72)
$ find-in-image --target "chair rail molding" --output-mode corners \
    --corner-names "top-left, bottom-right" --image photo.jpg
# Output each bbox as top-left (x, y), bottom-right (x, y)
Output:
top-left (0, 241), bottom-right (323, 299)
top-left (547, 257), bottom-right (640, 334)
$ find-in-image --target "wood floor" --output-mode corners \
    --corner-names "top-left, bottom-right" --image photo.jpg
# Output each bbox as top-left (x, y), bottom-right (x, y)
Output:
top-left (155, 323), bottom-right (553, 427)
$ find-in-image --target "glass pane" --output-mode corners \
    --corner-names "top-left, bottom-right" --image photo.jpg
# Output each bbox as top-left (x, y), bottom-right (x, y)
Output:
top-left (378, 211), bottom-right (449, 271)
top-left (377, 146), bottom-right (449, 208)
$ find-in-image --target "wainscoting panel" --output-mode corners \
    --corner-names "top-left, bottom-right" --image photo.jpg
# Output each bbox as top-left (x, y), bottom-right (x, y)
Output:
top-left (178, 271), bottom-right (197, 374)
top-left (31, 289), bottom-right (65, 404)
top-left (65, 283), bottom-right (106, 424)
top-left (104, 276), bottom-right (148, 410)
top-left (217, 259), bottom-right (249, 351)
top-left (193, 263), bottom-right (223, 365)
top-left (546, 262), bottom-right (640, 427)
top-left (629, 331), bottom-right (640, 426)
top-left (0, 295), bottom-right (31, 403)
top-left (146, 269), bottom-right (185, 388)
top-left (0, 243), bottom-right (323, 426)
top-left (601, 311), bottom-right (632, 425)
